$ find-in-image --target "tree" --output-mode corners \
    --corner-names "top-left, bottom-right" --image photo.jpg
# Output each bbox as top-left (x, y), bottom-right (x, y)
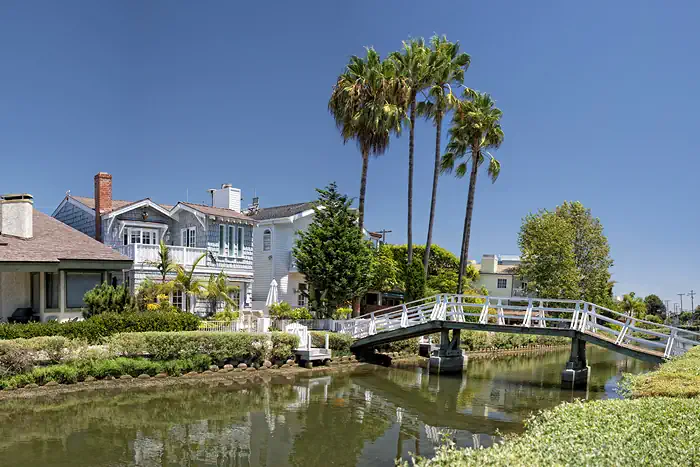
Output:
top-left (619, 292), bottom-right (647, 319)
top-left (293, 183), bottom-right (374, 317)
top-left (418, 35), bottom-right (470, 280)
top-left (146, 240), bottom-right (177, 283)
top-left (202, 271), bottom-right (239, 317)
top-left (404, 256), bottom-right (426, 302)
top-left (173, 253), bottom-right (206, 313)
top-left (328, 48), bottom-right (408, 229)
top-left (389, 38), bottom-right (430, 269)
top-left (370, 245), bottom-right (402, 292)
top-left (644, 294), bottom-right (666, 319)
top-left (82, 282), bottom-right (136, 318)
top-left (518, 202), bottom-right (614, 303)
top-left (441, 90), bottom-right (503, 293)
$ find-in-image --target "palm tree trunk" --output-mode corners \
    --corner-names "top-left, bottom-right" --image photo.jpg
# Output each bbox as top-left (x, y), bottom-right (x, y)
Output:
top-left (407, 93), bottom-right (417, 267)
top-left (358, 148), bottom-right (369, 229)
top-left (457, 148), bottom-right (481, 293)
top-left (423, 110), bottom-right (443, 279)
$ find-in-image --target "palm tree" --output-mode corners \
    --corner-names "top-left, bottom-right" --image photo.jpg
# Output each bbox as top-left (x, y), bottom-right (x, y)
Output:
top-left (174, 253), bottom-right (206, 313)
top-left (203, 271), bottom-right (239, 316)
top-left (146, 240), bottom-right (177, 283)
top-left (418, 35), bottom-right (470, 280)
top-left (389, 38), bottom-right (430, 268)
top-left (441, 91), bottom-right (504, 293)
top-left (329, 47), bottom-right (408, 229)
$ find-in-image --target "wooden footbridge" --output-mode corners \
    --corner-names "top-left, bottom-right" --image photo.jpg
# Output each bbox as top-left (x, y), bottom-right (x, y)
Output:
top-left (341, 294), bottom-right (700, 384)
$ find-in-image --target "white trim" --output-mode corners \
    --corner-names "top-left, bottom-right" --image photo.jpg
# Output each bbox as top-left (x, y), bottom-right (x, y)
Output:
top-left (117, 220), bottom-right (168, 241)
top-left (256, 207), bottom-right (320, 226)
top-left (103, 199), bottom-right (173, 221)
top-left (170, 203), bottom-right (206, 229)
top-left (52, 196), bottom-right (97, 218)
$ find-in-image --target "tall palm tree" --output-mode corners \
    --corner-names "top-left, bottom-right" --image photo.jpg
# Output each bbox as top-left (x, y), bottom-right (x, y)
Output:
top-left (329, 47), bottom-right (408, 229)
top-left (146, 240), bottom-right (177, 283)
top-left (441, 91), bottom-right (504, 293)
top-left (418, 35), bottom-right (470, 280)
top-left (203, 271), bottom-right (239, 316)
top-left (389, 38), bottom-right (430, 268)
top-left (174, 253), bottom-right (206, 313)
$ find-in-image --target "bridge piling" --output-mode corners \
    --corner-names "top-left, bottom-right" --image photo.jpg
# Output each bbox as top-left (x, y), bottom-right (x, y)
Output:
top-left (561, 335), bottom-right (589, 388)
top-left (428, 329), bottom-right (465, 374)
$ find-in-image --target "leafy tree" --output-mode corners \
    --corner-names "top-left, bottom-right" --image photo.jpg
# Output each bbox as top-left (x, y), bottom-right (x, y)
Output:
top-left (619, 292), bottom-right (647, 319)
top-left (419, 35), bottom-right (470, 280)
top-left (390, 38), bottom-right (430, 268)
top-left (82, 282), bottom-right (136, 318)
top-left (202, 271), bottom-right (239, 317)
top-left (404, 257), bottom-right (426, 302)
top-left (173, 253), bottom-right (206, 313)
top-left (293, 183), bottom-right (374, 317)
top-left (441, 90), bottom-right (504, 293)
top-left (644, 294), bottom-right (666, 318)
top-left (328, 48), bottom-right (408, 228)
top-left (370, 245), bottom-right (402, 292)
top-left (146, 240), bottom-right (177, 283)
top-left (518, 202), bottom-right (613, 304)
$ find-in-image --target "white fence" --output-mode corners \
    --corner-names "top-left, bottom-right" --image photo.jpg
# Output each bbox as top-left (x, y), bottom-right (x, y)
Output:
top-left (271, 319), bottom-right (352, 332)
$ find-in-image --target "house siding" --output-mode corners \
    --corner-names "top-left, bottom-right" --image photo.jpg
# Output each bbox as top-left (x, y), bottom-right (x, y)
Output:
top-left (53, 202), bottom-right (95, 238)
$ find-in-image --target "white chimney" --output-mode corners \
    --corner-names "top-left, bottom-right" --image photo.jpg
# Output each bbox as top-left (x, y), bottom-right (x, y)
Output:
top-left (0, 194), bottom-right (33, 239)
top-left (481, 254), bottom-right (498, 274)
top-left (212, 184), bottom-right (241, 212)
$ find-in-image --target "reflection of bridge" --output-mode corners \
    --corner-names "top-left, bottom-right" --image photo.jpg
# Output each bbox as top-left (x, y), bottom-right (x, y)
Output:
top-left (344, 294), bottom-right (700, 386)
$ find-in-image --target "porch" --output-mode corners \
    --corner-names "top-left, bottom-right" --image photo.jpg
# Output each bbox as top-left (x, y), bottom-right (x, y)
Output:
top-left (116, 244), bottom-right (250, 272)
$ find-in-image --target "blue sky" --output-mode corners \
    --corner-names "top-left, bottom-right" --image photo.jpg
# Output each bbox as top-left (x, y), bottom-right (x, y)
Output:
top-left (1, 1), bottom-right (698, 309)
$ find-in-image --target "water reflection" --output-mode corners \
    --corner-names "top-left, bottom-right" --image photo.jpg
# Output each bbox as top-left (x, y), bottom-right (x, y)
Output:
top-left (0, 347), bottom-right (652, 467)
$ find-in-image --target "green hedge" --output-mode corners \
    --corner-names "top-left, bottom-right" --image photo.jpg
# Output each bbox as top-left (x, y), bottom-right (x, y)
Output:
top-left (108, 331), bottom-right (299, 365)
top-left (628, 346), bottom-right (700, 398)
top-left (0, 356), bottom-right (214, 389)
top-left (310, 331), bottom-right (353, 353)
top-left (0, 312), bottom-right (200, 343)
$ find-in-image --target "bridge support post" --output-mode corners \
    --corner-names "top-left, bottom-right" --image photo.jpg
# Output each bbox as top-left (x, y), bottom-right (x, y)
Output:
top-left (561, 335), bottom-right (589, 388)
top-left (429, 329), bottom-right (465, 374)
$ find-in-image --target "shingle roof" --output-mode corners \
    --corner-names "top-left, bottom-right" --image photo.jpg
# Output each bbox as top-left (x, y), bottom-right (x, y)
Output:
top-left (473, 264), bottom-right (519, 275)
top-left (247, 202), bottom-right (316, 221)
top-left (180, 202), bottom-right (254, 223)
top-left (0, 210), bottom-right (132, 264)
top-left (71, 196), bottom-right (138, 212)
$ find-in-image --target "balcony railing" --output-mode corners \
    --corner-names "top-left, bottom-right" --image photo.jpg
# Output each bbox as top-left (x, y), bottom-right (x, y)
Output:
top-left (116, 244), bottom-right (212, 269)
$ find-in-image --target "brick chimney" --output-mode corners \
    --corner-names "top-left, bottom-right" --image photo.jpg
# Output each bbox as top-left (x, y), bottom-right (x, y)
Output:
top-left (94, 172), bottom-right (112, 242)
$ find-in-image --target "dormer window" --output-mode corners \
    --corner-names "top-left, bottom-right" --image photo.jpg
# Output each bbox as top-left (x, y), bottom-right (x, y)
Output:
top-left (263, 229), bottom-right (272, 251)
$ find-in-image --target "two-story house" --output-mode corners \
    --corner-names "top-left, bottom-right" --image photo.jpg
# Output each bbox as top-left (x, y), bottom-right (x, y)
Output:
top-left (470, 254), bottom-right (528, 298)
top-left (53, 173), bottom-right (256, 315)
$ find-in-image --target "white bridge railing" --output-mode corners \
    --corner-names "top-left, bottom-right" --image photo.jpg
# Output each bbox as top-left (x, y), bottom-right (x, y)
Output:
top-left (340, 294), bottom-right (700, 359)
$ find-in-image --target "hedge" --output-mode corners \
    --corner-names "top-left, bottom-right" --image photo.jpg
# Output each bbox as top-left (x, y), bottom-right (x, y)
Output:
top-left (628, 345), bottom-right (700, 398)
top-left (108, 331), bottom-right (299, 365)
top-left (0, 312), bottom-right (200, 343)
top-left (310, 331), bottom-right (353, 353)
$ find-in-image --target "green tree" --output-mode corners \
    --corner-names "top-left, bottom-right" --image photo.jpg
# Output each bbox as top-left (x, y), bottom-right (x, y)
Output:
top-left (370, 245), bottom-right (402, 292)
top-left (390, 38), bottom-right (430, 268)
top-left (293, 183), bottom-right (374, 317)
top-left (202, 271), bottom-right (239, 317)
top-left (418, 35), bottom-right (470, 280)
top-left (173, 253), bottom-right (206, 313)
top-left (82, 282), bottom-right (136, 318)
top-left (404, 256), bottom-right (426, 302)
top-left (518, 210), bottom-right (579, 299)
top-left (441, 90), bottom-right (504, 293)
top-left (328, 48), bottom-right (408, 228)
top-left (644, 294), bottom-right (666, 318)
top-left (146, 240), bottom-right (177, 283)
top-left (619, 292), bottom-right (647, 319)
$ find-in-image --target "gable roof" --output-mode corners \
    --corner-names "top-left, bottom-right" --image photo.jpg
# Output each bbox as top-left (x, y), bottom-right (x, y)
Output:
top-left (247, 202), bottom-right (316, 221)
top-left (0, 210), bottom-right (131, 265)
top-left (70, 196), bottom-right (174, 212)
top-left (179, 202), bottom-right (254, 223)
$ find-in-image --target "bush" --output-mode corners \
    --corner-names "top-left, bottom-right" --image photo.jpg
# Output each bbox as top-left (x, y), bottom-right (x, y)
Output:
top-left (333, 307), bottom-right (352, 320)
top-left (108, 331), bottom-right (299, 365)
top-left (628, 346), bottom-right (700, 398)
top-left (378, 337), bottom-right (419, 354)
top-left (404, 257), bottom-right (426, 302)
top-left (643, 314), bottom-right (663, 324)
top-left (0, 336), bottom-right (86, 377)
top-left (211, 310), bottom-right (240, 323)
top-left (82, 282), bottom-right (137, 318)
top-left (0, 312), bottom-right (200, 343)
top-left (269, 302), bottom-right (313, 321)
top-left (311, 331), bottom-right (353, 353)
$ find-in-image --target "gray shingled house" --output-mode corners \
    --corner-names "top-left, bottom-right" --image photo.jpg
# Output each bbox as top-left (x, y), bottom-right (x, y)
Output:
top-left (0, 193), bottom-right (132, 322)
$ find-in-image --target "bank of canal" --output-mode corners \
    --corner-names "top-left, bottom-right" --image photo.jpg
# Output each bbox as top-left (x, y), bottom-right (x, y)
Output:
top-left (0, 347), bottom-right (651, 466)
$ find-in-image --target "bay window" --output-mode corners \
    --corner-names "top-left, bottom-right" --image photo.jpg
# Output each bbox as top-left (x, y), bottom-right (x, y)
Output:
top-left (124, 227), bottom-right (159, 246)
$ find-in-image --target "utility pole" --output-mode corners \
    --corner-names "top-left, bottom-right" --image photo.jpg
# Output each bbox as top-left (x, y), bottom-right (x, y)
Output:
top-left (678, 293), bottom-right (685, 312)
top-left (689, 290), bottom-right (696, 313)
top-left (664, 300), bottom-right (671, 320)
top-left (674, 303), bottom-right (679, 315)
top-left (376, 229), bottom-right (392, 244)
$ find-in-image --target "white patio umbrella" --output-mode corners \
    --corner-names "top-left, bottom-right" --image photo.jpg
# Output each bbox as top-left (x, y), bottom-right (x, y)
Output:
top-left (265, 279), bottom-right (279, 307)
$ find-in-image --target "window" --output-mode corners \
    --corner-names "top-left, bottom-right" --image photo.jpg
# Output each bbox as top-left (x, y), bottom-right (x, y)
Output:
top-left (497, 278), bottom-right (507, 289)
top-left (263, 229), bottom-right (272, 251)
top-left (219, 225), bottom-right (225, 255)
top-left (228, 225), bottom-right (235, 256)
top-left (229, 286), bottom-right (240, 308)
top-left (237, 226), bottom-right (244, 257)
top-left (181, 227), bottom-right (196, 248)
top-left (171, 290), bottom-right (184, 311)
top-left (297, 283), bottom-right (307, 307)
top-left (126, 228), bottom-right (159, 245)
top-left (66, 272), bottom-right (102, 308)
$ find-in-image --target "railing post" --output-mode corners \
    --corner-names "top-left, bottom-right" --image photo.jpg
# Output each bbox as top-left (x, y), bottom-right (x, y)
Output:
top-left (479, 296), bottom-right (490, 324)
top-left (664, 329), bottom-right (678, 358)
top-left (571, 302), bottom-right (581, 329)
top-left (369, 313), bottom-right (376, 336)
top-left (457, 295), bottom-right (465, 322)
top-left (538, 300), bottom-right (546, 328)
top-left (496, 298), bottom-right (505, 325)
top-left (400, 304), bottom-right (408, 328)
top-left (429, 295), bottom-right (441, 320)
top-left (325, 333), bottom-right (329, 350)
top-left (523, 298), bottom-right (533, 327)
top-left (579, 304), bottom-right (589, 332)
top-left (615, 317), bottom-right (632, 345)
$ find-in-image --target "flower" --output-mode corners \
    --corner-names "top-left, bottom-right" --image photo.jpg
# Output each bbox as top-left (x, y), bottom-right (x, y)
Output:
top-left (252, 341), bottom-right (263, 350)
top-left (146, 303), bottom-right (159, 311)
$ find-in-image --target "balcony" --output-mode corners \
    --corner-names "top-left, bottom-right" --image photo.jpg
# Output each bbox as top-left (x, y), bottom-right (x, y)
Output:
top-left (116, 244), bottom-right (212, 269)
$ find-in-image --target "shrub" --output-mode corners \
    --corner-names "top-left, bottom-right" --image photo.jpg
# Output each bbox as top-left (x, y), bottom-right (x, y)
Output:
top-left (378, 337), bottom-right (419, 354)
top-left (82, 282), bottom-right (137, 318)
top-left (0, 336), bottom-right (85, 377)
top-left (333, 307), bottom-right (352, 320)
top-left (0, 312), bottom-right (200, 343)
top-left (269, 302), bottom-right (313, 321)
top-left (311, 331), bottom-right (353, 353)
top-left (404, 257), bottom-right (426, 302)
top-left (211, 310), bottom-right (240, 323)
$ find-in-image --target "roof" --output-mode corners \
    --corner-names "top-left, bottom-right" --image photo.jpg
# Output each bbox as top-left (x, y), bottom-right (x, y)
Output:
top-left (70, 196), bottom-right (174, 212)
top-left (247, 202), bottom-right (316, 221)
top-left (473, 264), bottom-right (519, 275)
top-left (180, 202), bottom-right (253, 222)
top-left (0, 210), bottom-right (132, 264)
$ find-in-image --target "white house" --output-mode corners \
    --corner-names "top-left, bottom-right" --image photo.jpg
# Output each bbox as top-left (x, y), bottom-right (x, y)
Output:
top-left (53, 173), bottom-right (256, 315)
top-left (0, 193), bottom-right (132, 322)
top-left (470, 254), bottom-right (528, 298)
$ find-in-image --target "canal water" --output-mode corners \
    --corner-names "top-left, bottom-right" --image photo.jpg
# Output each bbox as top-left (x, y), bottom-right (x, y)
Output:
top-left (0, 347), bottom-right (651, 467)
